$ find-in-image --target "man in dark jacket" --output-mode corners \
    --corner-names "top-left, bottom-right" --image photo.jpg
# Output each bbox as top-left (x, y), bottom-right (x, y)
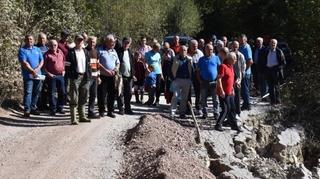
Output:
top-left (66, 34), bottom-right (92, 124)
top-left (116, 37), bottom-right (135, 115)
top-left (262, 39), bottom-right (286, 105)
top-left (252, 37), bottom-right (267, 96)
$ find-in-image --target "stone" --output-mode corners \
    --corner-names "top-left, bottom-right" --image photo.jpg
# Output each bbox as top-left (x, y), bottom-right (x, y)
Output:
top-left (218, 171), bottom-right (236, 179)
top-left (271, 127), bottom-right (304, 164)
top-left (287, 164), bottom-right (313, 179)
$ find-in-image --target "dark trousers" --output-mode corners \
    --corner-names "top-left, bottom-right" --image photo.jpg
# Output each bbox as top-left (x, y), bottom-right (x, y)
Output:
top-left (98, 75), bottom-right (115, 113)
top-left (155, 74), bottom-right (162, 102)
top-left (241, 74), bottom-right (251, 107)
top-left (266, 67), bottom-right (281, 104)
top-left (258, 73), bottom-right (269, 97)
top-left (37, 77), bottom-right (49, 110)
top-left (117, 77), bottom-right (133, 111)
top-left (234, 85), bottom-right (241, 115)
top-left (88, 78), bottom-right (98, 114)
top-left (48, 75), bottom-right (66, 112)
top-left (216, 95), bottom-right (237, 127)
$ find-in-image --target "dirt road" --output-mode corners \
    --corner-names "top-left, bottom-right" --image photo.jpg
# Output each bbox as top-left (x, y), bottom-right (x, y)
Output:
top-left (0, 102), bottom-right (164, 179)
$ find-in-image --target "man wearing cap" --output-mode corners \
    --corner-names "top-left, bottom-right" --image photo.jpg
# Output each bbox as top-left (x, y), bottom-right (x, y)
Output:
top-left (116, 37), bottom-right (135, 115)
top-left (18, 35), bottom-right (44, 117)
top-left (97, 34), bottom-right (120, 118)
top-left (66, 34), bottom-right (91, 124)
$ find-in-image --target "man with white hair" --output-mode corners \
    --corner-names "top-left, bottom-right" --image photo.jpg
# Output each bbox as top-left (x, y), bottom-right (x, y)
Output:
top-left (188, 39), bottom-right (204, 115)
top-left (170, 45), bottom-right (193, 119)
top-left (252, 37), bottom-right (267, 96)
top-left (215, 52), bottom-right (242, 132)
top-left (44, 39), bottom-right (66, 116)
top-left (97, 34), bottom-right (120, 118)
top-left (264, 39), bottom-right (286, 105)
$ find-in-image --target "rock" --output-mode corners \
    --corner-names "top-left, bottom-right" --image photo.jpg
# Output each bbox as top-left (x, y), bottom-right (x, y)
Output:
top-left (218, 171), bottom-right (236, 179)
top-left (271, 127), bottom-right (304, 164)
top-left (248, 157), bottom-right (286, 179)
top-left (287, 164), bottom-right (313, 179)
top-left (235, 153), bottom-right (245, 159)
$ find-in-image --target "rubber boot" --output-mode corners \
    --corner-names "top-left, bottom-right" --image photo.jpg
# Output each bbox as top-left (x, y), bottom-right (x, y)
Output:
top-left (70, 106), bottom-right (78, 125)
top-left (78, 105), bottom-right (91, 122)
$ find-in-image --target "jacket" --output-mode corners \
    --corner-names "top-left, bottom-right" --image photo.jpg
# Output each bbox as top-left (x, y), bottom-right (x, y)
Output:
top-left (171, 55), bottom-right (193, 79)
top-left (65, 47), bottom-right (92, 80)
top-left (260, 47), bottom-right (286, 71)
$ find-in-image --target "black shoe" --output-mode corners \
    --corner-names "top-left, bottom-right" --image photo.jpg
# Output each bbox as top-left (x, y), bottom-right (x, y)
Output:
top-left (153, 101), bottom-right (160, 107)
top-left (99, 112), bottom-right (105, 117)
top-left (24, 112), bottom-right (30, 117)
top-left (125, 110), bottom-right (134, 115)
top-left (30, 110), bottom-right (41, 115)
top-left (50, 111), bottom-right (56, 116)
top-left (201, 114), bottom-right (207, 119)
top-left (241, 105), bottom-right (251, 111)
top-left (222, 120), bottom-right (231, 127)
top-left (107, 112), bottom-right (116, 118)
top-left (119, 110), bottom-right (124, 115)
top-left (215, 125), bottom-right (223, 132)
top-left (231, 124), bottom-right (243, 132)
top-left (57, 109), bottom-right (65, 114)
top-left (144, 101), bottom-right (152, 106)
top-left (179, 114), bottom-right (186, 119)
top-left (88, 112), bottom-right (100, 119)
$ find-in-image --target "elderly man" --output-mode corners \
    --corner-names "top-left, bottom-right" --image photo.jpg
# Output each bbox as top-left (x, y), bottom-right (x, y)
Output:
top-left (66, 34), bottom-right (91, 124)
top-left (44, 40), bottom-right (66, 116)
top-left (197, 44), bottom-right (221, 120)
top-left (85, 36), bottom-right (100, 119)
top-left (215, 52), bottom-right (242, 132)
top-left (97, 34), bottom-right (120, 118)
top-left (145, 42), bottom-right (162, 106)
top-left (171, 35), bottom-right (181, 54)
top-left (18, 35), bottom-right (44, 117)
top-left (221, 36), bottom-right (228, 47)
top-left (239, 34), bottom-right (253, 111)
top-left (264, 39), bottom-right (286, 105)
top-left (253, 37), bottom-right (268, 97)
top-left (231, 41), bottom-right (246, 117)
top-left (170, 46), bottom-right (193, 119)
top-left (188, 39), bottom-right (204, 114)
top-left (117, 37), bottom-right (135, 115)
top-left (36, 32), bottom-right (49, 111)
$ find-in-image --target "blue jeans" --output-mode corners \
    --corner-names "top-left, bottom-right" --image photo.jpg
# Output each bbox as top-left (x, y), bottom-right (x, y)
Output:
top-left (23, 79), bottom-right (43, 112)
top-left (48, 75), bottom-right (66, 112)
top-left (241, 74), bottom-right (251, 107)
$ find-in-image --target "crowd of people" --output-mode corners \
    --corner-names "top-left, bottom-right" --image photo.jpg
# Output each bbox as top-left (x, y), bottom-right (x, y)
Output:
top-left (18, 31), bottom-right (286, 131)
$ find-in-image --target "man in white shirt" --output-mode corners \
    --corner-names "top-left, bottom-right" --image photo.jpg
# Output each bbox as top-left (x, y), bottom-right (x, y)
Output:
top-left (66, 34), bottom-right (92, 124)
top-left (116, 37), bottom-right (135, 115)
top-left (188, 39), bottom-right (204, 115)
top-left (265, 39), bottom-right (286, 105)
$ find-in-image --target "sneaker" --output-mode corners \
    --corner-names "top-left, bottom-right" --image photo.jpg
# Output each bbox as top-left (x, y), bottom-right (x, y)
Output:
top-left (107, 112), bottom-right (116, 118)
top-left (153, 102), bottom-right (160, 107)
top-left (30, 109), bottom-right (40, 115)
